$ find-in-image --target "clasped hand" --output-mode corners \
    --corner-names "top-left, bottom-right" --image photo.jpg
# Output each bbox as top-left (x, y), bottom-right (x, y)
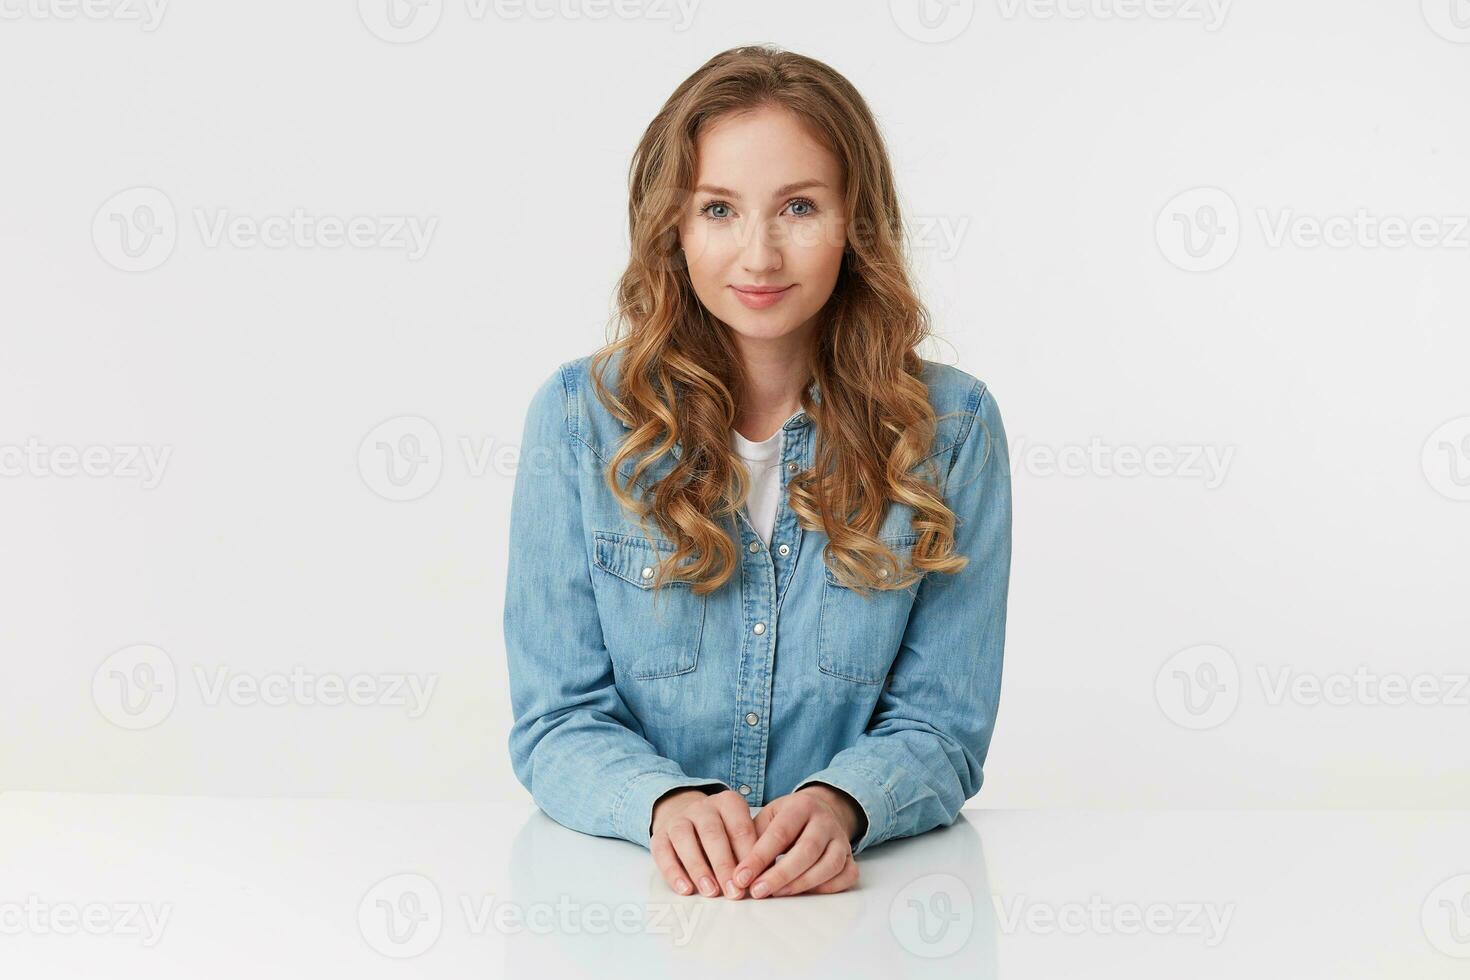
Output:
top-left (649, 786), bottom-right (860, 899)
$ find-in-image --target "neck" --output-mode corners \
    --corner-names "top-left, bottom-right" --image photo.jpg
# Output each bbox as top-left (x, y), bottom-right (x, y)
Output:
top-left (730, 326), bottom-right (816, 442)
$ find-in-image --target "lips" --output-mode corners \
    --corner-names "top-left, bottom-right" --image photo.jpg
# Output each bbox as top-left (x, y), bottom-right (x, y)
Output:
top-left (730, 284), bottom-right (795, 309)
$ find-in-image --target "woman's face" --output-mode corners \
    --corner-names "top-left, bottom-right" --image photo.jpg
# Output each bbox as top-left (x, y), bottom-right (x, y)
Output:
top-left (677, 105), bottom-right (848, 352)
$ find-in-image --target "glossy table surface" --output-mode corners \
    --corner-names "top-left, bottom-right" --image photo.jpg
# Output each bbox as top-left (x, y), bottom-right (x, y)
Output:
top-left (2, 793), bottom-right (1467, 978)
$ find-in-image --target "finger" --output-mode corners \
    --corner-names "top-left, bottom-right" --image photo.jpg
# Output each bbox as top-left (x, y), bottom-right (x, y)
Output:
top-left (771, 838), bottom-right (848, 897)
top-left (667, 820), bottom-right (720, 898)
top-left (651, 833), bottom-right (695, 896)
top-left (718, 796), bottom-right (760, 866)
top-left (732, 802), bottom-right (777, 889)
top-left (749, 824), bottom-right (827, 898)
top-left (752, 802), bottom-right (777, 838)
top-left (690, 809), bottom-right (740, 900)
top-left (724, 800), bottom-right (771, 897)
top-left (805, 854), bottom-right (860, 894)
top-left (714, 800), bottom-right (758, 897)
top-left (733, 802), bottom-right (800, 890)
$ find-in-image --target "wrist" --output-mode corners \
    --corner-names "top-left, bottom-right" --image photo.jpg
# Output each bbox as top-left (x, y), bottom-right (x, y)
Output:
top-left (651, 787), bottom-right (712, 832)
top-left (796, 784), bottom-right (863, 842)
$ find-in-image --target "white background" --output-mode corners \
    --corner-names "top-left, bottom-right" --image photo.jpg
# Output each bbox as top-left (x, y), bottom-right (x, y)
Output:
top-left (3, 0), bottom-right (1468, 814)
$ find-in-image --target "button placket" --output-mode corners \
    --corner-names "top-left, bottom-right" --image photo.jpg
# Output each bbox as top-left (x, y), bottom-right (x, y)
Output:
top-left (730, 410), bottom-right (812, 807)
top-left (768, 423), bottom-right (809, 612)
top-left (731, 498), bottom-right (774, 806)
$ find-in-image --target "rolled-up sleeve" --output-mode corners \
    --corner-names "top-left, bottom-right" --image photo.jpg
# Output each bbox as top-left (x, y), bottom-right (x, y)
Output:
top-left (504, 364), bottom-right (729, 848)
top-left (795, 380), bottom-right (1011, 855)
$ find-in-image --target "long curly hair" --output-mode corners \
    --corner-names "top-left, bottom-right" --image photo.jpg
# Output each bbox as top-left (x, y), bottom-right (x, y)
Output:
top-left (589, 44), bottom-right (971, 599)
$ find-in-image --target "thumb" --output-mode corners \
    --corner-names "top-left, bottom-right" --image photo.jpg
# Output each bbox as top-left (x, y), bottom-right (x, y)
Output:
top-left (752, 799), bottom-right (778, 839)
top-left (730, 804), bottom-right (760, 863)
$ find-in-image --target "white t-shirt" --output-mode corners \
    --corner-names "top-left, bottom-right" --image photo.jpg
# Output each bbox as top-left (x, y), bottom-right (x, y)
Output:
top-left (731, 411), bottom-right (801, 545)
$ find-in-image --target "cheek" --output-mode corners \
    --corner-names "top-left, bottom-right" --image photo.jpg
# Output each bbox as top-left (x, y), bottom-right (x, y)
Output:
top-left (678, 222), bottom-right (725, 285)
top-left (793, 232), bottom-right (846, 284)
top-left (793, 214), bottom-right (845, 269)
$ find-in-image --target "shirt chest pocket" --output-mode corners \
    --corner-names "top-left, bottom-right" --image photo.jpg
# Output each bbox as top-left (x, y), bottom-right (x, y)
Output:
top-left (817, 532), bottom-right (922, 685)
top-left (590, 531), bottom-right (706, 680)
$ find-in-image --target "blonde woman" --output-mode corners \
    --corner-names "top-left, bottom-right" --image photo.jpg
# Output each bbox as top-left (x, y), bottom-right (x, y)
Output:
top-left (505, 45), bottom-right (1011, 901)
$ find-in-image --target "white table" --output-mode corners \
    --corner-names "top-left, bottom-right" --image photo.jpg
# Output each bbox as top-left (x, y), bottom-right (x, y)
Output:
top-left (2, 793), bottom-right (1466, 978)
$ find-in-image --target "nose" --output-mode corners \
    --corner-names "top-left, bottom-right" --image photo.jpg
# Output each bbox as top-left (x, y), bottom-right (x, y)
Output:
top-left (739, 214), bottom-right (784, 275)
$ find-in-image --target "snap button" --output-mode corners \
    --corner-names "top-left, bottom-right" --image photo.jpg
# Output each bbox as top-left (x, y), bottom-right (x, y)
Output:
top-left (752, 622), bottom-right (765, 635)
top-left (738, 784), bottom-right (751, 795)
top-left (745, 712), bottom-right (759, 726)
top-left (747, 540), bottom-right (759, 553)
top-left (777, 544), bottom-right (789, 556)
top-left (640, 566), bottom-right (654, 579)
top-left (878, 567), bottom-right (888, 578)
top-left (787, 461), bottom-right (797, 472)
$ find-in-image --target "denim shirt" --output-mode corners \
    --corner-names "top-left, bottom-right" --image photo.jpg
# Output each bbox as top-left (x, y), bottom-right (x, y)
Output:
top-left (504, 349), bottom-right (1012, 855)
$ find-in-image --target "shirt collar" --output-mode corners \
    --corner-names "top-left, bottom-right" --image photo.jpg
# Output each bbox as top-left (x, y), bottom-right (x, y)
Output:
top-left (781, 378), bottom-right (819, 430)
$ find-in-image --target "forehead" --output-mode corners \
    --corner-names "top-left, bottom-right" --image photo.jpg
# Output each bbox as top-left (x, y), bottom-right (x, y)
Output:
top-left (692, 106), bottom-right (843, 190)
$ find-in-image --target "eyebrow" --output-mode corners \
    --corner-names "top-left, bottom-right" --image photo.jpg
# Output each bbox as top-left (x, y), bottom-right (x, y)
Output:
top-left (693, 179), bottom-right (829, 199)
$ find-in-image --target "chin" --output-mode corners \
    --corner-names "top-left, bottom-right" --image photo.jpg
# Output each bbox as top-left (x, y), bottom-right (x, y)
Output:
top-left (722, 313), bottom-right (806, 341)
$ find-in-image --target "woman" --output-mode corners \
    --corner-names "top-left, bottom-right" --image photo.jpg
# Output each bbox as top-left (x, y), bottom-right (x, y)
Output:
top-left (504, 45), bottom-right (1011, 902)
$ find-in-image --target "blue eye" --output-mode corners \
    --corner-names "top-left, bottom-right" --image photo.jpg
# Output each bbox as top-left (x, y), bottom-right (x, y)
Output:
top-left (696, 197), bottom-right (819, 221)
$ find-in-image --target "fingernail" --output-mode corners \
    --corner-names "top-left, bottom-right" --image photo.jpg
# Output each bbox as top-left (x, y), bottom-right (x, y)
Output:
top-left (675, 878), bottom-right (691, 895)
top-left (751, 880), bottom-right (770, 898)
top-left (724, 879), bottom-right (741, 899)
top-left (699, 876), bottom-right (717, 897)
top-left (736, 869), bottom-right (752, 887)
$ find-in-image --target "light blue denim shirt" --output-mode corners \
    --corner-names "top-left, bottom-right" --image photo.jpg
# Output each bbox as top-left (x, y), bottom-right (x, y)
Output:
top-left (504, 349), bottom-right (1011, 855)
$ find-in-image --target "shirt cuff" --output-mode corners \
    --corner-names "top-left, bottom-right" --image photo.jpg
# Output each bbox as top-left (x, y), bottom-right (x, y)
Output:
top-left (794, 766), bottom-right (893, 856)
top-left (617, 772), bottom-right (732, 848)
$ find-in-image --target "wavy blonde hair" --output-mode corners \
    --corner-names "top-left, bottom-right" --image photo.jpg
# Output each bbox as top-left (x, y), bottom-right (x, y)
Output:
top-left (589, 44), bottom-right (971, 599)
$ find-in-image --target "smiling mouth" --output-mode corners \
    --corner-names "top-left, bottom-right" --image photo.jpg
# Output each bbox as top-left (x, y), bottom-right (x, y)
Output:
top-left (730, 284), bottom-right (796, 309)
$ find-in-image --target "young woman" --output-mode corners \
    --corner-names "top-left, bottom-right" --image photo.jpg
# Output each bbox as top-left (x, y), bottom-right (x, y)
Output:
top-left (505, 45), bottom-right (1011, 902)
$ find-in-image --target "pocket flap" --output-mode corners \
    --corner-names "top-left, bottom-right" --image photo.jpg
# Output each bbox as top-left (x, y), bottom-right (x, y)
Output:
top-left (592, 531), bottom-right (691, 589)
top-left (823, 532), bottom-right (920, 588)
